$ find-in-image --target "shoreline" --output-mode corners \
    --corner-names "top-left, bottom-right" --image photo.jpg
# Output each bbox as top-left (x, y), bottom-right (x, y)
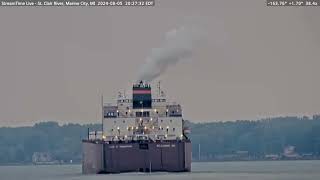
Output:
top-left (1, 159), bottom-right (320, 167)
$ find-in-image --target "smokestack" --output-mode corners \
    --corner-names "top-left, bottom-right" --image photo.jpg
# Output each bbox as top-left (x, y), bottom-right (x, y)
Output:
top-left (137, 26), bottom-right (204, 82)
top-left (132, 81), bottom-right (152, 109)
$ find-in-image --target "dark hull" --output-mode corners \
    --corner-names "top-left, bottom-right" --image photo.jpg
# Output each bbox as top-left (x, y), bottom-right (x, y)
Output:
top-left (82, 140), bottom-right (191, 174)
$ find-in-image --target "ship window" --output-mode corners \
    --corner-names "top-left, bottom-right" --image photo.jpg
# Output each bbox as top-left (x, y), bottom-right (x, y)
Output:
top-left (136, 112), bottom-right (143, 117)
top-left (136, 111), bottom-right (150, 117)
top-left (143, 111), bottom-right (150, 117)
top-left (126, 112), bottom-right (128, 115)
top-left (173, 128), bottom-right (175, 131)
top-left (111, 129), bottom-right (113, 131)
top-left (161, 120), bottom-right (163, 122)
top-left (172, 111), bottom-right (174, 114)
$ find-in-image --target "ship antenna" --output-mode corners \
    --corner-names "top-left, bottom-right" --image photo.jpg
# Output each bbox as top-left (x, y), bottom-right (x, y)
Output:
top-left (101, 94), bottom-right (104, 135)
top-left (158, 81), bottom-right (161, 96)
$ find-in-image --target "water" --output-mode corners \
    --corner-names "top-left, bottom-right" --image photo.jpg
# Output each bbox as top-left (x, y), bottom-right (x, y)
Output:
top-left (1, 161), bottom-right (320, 180)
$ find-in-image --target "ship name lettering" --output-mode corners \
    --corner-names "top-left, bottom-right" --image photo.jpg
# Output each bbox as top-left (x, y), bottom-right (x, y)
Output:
top-left (119, 145), bottom-right (132, 148)
top-left (157, 144), bottom-right (171, 148)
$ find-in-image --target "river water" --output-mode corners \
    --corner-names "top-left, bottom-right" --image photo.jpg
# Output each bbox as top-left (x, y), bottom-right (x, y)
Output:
top-left (1, 160), bottom-right (320, 180)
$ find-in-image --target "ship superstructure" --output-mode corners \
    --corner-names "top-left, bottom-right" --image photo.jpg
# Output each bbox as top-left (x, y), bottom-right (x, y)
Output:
top-left (102, 81), bottom-right (183, 142)
top-left (82, 81), bottom-right (191, 174)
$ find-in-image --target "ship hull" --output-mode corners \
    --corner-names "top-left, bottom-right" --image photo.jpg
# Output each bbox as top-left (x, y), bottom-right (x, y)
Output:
top-left (82, 140), bottom-right (191, 174)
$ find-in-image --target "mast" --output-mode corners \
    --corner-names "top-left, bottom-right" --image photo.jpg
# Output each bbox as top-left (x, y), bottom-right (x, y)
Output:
top-left (101, 94), bottom-right (104, 135)
top-left (198, 143), bottom-right (201, 161)
top-left (158, 81), bottom-right (161, 96)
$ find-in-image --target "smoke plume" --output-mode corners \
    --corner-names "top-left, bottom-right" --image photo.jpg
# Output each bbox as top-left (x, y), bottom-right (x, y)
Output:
top-left (138, 26), bottom-right (204, 82)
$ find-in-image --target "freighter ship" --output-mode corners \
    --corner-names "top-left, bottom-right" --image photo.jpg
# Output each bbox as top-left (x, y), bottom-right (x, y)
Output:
top-left (82, 81), bottom-right (191, 174)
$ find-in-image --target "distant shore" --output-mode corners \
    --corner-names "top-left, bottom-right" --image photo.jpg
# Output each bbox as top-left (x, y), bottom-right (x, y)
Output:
top-left (2, 159), bottom-right (320, 167)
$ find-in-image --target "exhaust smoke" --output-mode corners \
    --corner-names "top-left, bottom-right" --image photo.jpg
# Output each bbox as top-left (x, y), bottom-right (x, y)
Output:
top-left (138, 26), bottom-right (204, 82)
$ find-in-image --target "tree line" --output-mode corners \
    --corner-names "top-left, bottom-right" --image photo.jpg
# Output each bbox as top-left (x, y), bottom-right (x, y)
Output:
top-left (0, 115), bottom-right (320, 164)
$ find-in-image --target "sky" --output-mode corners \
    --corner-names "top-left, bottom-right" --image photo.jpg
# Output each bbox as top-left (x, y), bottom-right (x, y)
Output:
top-left (0, 0), bottom-right (319, 127)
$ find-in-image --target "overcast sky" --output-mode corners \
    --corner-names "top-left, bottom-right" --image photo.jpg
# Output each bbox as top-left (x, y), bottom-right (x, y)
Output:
top-left (0, 0), bottom-right (319, 127)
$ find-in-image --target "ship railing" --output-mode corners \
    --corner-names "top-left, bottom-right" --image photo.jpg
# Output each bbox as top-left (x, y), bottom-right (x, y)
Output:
top-left (84, 136), bottom-right (190, 143)
top-left (152, 98), bottom-right (166, 102)
top-left (117, 99), bottom-right (132, 103)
